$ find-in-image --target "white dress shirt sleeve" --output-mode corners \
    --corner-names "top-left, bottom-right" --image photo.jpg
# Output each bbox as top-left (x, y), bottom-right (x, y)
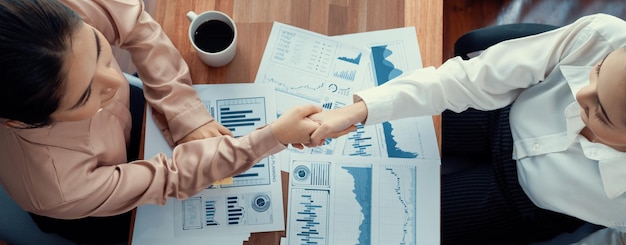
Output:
top-left (355, 14), bottom-right (611, 125)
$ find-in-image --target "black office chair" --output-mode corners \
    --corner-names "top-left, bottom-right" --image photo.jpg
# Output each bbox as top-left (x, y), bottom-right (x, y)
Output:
top-left (454, 23), bottom-right (559, 60)
top-left (445, 23), bottom-right (606, 245)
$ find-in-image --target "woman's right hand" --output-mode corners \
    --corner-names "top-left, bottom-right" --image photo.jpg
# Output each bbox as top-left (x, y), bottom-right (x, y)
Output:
top-left (271, 105), bottom-right (323, 148)
top-left (308, 101), bottom-right (368, 146)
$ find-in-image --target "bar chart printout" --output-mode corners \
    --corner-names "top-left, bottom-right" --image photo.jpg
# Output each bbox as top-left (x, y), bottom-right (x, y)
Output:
top-left (286, 154), bottom-right (440, 245)
top-left (213, 97), bottom-right (272, 187)
top-left (217, 97), bottom-right (266, 135)
top-left (291, 189), bottom-right (329, 244)
top-left (134, 84), bottom-right (285, 244)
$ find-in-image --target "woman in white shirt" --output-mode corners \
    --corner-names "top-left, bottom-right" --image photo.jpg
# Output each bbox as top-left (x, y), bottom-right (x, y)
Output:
top-left (309, 13), bottom-right (626, 244)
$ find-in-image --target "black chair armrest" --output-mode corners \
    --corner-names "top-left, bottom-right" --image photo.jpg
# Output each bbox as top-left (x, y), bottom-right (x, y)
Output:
top-left (454, 23), bottom-right (559, 60)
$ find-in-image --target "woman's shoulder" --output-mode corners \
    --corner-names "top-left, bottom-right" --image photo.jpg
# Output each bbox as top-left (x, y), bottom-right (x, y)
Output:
top-left (575, 13), bottom-right (623, 23)
top-left (576, 13), bottom-right (626, 31)
top-left (58, 0), bottom-right (144, 44)
top-left (0, 120), bottom-right (93, 154)
top-left (566, 14), bottom-right (626, 49)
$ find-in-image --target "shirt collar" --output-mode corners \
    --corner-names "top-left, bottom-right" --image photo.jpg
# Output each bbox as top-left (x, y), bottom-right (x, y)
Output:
top-left (561, 65), bottom-right (626, 199)
top-left (561, 65), bottom-right (589, 144)
top-left (560, 65), bottom-right (591, 97)
top-left (589, 141), bottom-right (626, 199)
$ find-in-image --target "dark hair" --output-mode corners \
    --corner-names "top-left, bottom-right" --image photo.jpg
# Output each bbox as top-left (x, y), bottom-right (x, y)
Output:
top-left (0, 0), bottom-right (82, 127)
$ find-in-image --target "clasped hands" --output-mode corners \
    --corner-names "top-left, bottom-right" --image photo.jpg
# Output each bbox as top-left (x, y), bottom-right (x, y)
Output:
top-left (271, 101), bottom-right (368, 148)
top-left (178, 101), bottom-right (368, 148)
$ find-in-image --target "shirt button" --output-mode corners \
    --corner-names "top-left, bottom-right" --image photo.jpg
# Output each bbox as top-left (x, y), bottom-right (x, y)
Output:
top-left (533, 143), bottom-right (540, 151)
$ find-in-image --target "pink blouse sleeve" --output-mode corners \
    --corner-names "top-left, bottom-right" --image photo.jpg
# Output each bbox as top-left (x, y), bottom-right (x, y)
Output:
top-left (63, 0), bottom-right (213, 144)
top-left (14, 126), bottom-right (285, 219)
top-left (89, 126), bottom-right (285, 218)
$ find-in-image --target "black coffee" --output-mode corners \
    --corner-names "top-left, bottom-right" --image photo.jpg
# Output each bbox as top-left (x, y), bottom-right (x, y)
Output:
top-left (193, 19), bottom-right (234, 53)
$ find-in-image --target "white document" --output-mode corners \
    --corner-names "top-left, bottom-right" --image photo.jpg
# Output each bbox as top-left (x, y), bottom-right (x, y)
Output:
top-left (255, 23), bottom-right (440, 172)
top-left (255, 22), bottom-right (371, 115)
top-left (132, 84), bottom-right (284, 245)
top-left (254, 22), bottom-right (371, 159)
top-left (332, 27), bottom-right (440, 161)
top-left (286, 153), bottom-right (441, 245)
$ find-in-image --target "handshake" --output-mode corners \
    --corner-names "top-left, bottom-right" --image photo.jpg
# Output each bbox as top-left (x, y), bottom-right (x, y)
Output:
top-left (270, 101), bottom-right (368, 149)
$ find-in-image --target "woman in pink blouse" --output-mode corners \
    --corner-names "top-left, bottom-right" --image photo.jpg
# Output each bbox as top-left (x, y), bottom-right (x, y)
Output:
top-left (0, 0), bottom-right (323, 243)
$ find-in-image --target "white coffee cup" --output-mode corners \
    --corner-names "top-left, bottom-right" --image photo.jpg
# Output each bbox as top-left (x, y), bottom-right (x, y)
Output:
top-left (187, 11), bottom-right (237, 67)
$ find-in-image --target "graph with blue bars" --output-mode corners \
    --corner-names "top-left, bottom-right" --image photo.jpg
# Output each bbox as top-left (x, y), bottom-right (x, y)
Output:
top-left (344, 124), bottom-right (378, 157)
top-left (205, 200), bottom-right (219, 226)
top-left (333, 52), bottom-right (361, 81)
top-left (333, 69), bottom-right (357, 81)
top-left (226, 196), bottom-right (244, 225)
top-left (217, 97), bottom-right (266, 135)
top-left (215, 97), bottom-right (272, 187)
top-left (291, 189), bottom-right (329, 245)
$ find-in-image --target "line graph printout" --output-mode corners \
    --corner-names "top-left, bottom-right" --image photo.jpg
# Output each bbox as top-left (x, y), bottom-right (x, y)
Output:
top-left (255, 22), bottom-right (370, 123)
top-left (333, 27), bottom-right (440, 160)
top-left (286, 154), bottom-right (440, 245)
top-left (133, 84), bottom-right (284, 244)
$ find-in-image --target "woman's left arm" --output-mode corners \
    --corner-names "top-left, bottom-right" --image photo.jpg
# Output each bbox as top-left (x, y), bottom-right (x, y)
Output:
top-left (62, 0), bottom-right (229, 145)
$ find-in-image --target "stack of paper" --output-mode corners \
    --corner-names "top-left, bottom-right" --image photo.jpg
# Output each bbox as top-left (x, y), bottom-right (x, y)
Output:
top-left (133, 22), bottom-right (441, 245)
top-left (133, 84), bottom-right (285, 245)
top-left (254, 22), bottom-right (441, 245)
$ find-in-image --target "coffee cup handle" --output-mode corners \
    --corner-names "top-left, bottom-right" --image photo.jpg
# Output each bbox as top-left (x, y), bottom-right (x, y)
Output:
top-left (186, 11), bottom-right (197, 22)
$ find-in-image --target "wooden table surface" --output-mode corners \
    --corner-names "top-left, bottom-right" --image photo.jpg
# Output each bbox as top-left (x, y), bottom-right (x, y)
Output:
top-left (144, 1), bottom-right (443, 244)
